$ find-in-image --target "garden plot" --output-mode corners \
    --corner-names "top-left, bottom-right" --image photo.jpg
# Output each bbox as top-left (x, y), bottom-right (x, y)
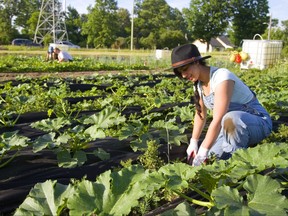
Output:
top-left (0, 72), bottom-right (287, 215)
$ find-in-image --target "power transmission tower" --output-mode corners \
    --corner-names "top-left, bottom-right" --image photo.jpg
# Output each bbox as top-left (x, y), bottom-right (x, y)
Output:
top-left (33, 0), bottom-right (68, 45)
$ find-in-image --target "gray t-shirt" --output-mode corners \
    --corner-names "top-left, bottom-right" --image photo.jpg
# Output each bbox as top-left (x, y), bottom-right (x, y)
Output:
top-left (198, 67), bottom-right (254, 106)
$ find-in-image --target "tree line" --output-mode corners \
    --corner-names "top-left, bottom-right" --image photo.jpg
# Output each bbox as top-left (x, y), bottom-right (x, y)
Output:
top-left (0, 0), bottom-right (287, 51)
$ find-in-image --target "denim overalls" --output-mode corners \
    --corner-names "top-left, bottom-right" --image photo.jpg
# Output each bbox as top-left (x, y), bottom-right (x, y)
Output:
top-left (200, 68), bottom-right (273, 159)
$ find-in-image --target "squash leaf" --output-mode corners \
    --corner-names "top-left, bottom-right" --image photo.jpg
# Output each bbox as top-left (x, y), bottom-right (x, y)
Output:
top-left (14, 180), bottom-right (74, 216)
top-left (67, 165), bottom-right (151, 216)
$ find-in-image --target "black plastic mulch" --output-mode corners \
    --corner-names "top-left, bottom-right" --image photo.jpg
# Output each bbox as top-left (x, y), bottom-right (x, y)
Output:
top-left (1, 75), bottom-right (287, 215)
top-left (0, 98), bottom-right (189, 215)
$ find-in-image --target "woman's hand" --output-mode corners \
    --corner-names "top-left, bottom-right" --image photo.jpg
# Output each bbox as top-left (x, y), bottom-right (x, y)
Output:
top-left (192, 146), bottom-right (209, 166)
top-left (187, 138), bottom-right (199, 164)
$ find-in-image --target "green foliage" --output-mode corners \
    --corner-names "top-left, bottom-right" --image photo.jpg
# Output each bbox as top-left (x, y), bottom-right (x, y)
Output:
top-left (261, 124), bottom-right (288, 143)
top-left (30, 106), bottom-right (126, 168)
top-left (65, 6), bottom-right (86, 47)
top-left (0, 131), bottom-right (30, 168)
top-left (183, 0), bottom-right (230, 49)
top-left (230, 0), bottom-right (269, 46)
top-left (82, 0), bottom-right (119, 48)
top-left (134, 0), bottom-right (188, 49)
top-left (1, 58), bottom-right (288, 214)
top-left (66, 165), bottom-right (151, 216)
top-left (0, 55), bottom-right (149, 73)
top-left (14, 180), bottom-right (75, 216)
top-left (138, 140), bottom-right (164, 170)
top-left (15, 143), bottom-right (288, 215)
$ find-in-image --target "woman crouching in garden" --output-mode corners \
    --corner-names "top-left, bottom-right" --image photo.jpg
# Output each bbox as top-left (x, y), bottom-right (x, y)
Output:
top-left (170, 44), bottom-right (272, 166)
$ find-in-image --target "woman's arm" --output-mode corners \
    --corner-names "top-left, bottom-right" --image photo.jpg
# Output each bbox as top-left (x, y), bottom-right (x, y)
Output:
top-left (200, 80), bottom-right (234, 149)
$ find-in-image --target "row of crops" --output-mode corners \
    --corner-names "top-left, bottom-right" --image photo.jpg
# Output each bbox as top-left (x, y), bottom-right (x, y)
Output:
top-left (0, 54), bottom-right (288, 215)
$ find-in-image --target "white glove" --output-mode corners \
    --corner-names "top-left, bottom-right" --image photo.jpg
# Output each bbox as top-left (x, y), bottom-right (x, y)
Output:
top-left (192, 146), bottom-right (209, 167)
top-left (186, 138), bottom-right (198, 163)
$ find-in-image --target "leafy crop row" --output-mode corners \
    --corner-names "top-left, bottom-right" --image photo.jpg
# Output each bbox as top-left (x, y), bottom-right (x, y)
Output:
top-left (15, 143), bottom-right (288, 215)
top-left (0, 55), bottom-right (150, 73)
top-left (0, 57), bottom-right (288, 215)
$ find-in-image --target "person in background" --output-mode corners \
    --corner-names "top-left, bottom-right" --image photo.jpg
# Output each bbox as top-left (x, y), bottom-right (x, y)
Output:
top-left (171, 44), bottom-right (272, 166)
top-left (46, 45), bottom-right (57, 61)
top-left (53, 47), bottom-right (73, 62)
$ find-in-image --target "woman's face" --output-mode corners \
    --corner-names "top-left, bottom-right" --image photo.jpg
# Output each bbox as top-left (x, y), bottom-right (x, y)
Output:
top-left (177, 63), bottom-right (199, 83)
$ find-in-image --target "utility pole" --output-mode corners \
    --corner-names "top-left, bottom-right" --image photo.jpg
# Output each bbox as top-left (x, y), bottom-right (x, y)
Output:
top-left (268, 13), bottom-right (272, 40)
top-left (130, 0), bottom-right (134, 50)
top-left (34, 0), bottom-right (68, 45)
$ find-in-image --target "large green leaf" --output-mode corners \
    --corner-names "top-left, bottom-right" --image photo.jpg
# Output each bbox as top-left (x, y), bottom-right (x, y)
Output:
top-left (230, 142), bottom-right (288, 170)
top-left (173, 104), bottom-right (195, 123)
top-left (93, 148), bottom-right (110, 160)
top-left (158, 163), bottom-right (198, 191)
top-left (84, 126), bottom-right (106, 139)
top-left (130, 133), bottom-right (154, 152)
top-left (212, 174), bottom-right (288, 215)
top-left (67, 165), bottom-right (151, 215)
top-left (57, 150), bottom-right (87, 168)
top-left (244, 174), bottom-right (288, 215)
top-left (83, 106), bottom-right (125, 128)
top-left (212, 185), bottom-right (250, 215)
top-left (14, 180), bottom-right (74, 216)
top-left (152, 119), bottom-right (188, 146)
top-left (0, 131), bottom-right (29, 154)
top-left (30, 117), bottom-right (71, 132)
top-left (203, 142), bottom-right (288, 186)
top-left (32, 132), bottom-right (57, 153)
top-left (117, 120), bottom-right (145, 140)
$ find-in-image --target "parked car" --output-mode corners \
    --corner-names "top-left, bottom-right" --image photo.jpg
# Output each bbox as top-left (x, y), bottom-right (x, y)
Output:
top-left (49, 41), bottom-right (80, 51)
top-left (56, 41), bottom-right (80, 49)
top-left (59, 41), bottom-right (80, 49)
top-left (11, 38), bottom-right (42, 47)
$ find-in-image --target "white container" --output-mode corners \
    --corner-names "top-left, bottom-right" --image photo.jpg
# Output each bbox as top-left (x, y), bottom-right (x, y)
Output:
top-left (240, 34), bottom-right (282, 70)
top-left (155, 49), bottom-right (171, 60)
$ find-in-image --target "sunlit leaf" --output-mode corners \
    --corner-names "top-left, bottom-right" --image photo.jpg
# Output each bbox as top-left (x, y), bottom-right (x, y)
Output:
top-left (14, 180), bottom-right (74, 216)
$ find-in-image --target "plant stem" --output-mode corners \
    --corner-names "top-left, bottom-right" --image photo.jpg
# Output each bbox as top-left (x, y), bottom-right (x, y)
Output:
top-left (189, 184), bottom-right (213, 202)
top-left (0, 150), bottom-right (19, 168)
top-left (166, 127), bottom-right (170, 163)
top-left (173, 190), bottom-right (214, 208)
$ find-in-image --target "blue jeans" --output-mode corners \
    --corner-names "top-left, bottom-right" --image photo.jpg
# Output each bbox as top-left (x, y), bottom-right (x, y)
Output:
top-left (208, 99), bottom-right (272, 159)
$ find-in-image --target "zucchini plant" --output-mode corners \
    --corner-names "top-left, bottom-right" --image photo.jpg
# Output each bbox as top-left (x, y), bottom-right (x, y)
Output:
top-left (0, 131), bottom-right (30, 168)
top-left (14, 142), bottom-right (288, 215)
top-left (30, 106), bottom-right (125, 168)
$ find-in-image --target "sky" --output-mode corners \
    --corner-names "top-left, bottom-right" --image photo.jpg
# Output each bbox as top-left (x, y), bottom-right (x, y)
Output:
top-left (67, 0), bottom-right (287, 23)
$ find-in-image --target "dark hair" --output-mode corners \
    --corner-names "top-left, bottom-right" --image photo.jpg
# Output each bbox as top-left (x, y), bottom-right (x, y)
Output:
top-left (174, 60), bottom-right (207, 119)
top-left (193, 80), bottom-right (203, 119)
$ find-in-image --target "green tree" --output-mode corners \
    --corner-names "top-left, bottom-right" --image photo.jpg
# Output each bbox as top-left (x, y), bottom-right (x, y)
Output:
top-left (26, 11), bottom-right (40, 38)
top-left (134, 0), bottom-right (188, 49)
top-left (65, 6), bottom-right (87, 47)
top-left (82, 0), bottom-right (118, 48)
top-left (230, 0), bottom-right (269, 46)
top-left (0, 0), bottom-right (21, 44)
top-left (110, 8), bottom-right (131, 49)
top-left (13, 0), bottom-right (41, 36)
top-left (183, 0), bottom-right (231, 52)
top-left (116, 8), bottom-right (131, 38)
